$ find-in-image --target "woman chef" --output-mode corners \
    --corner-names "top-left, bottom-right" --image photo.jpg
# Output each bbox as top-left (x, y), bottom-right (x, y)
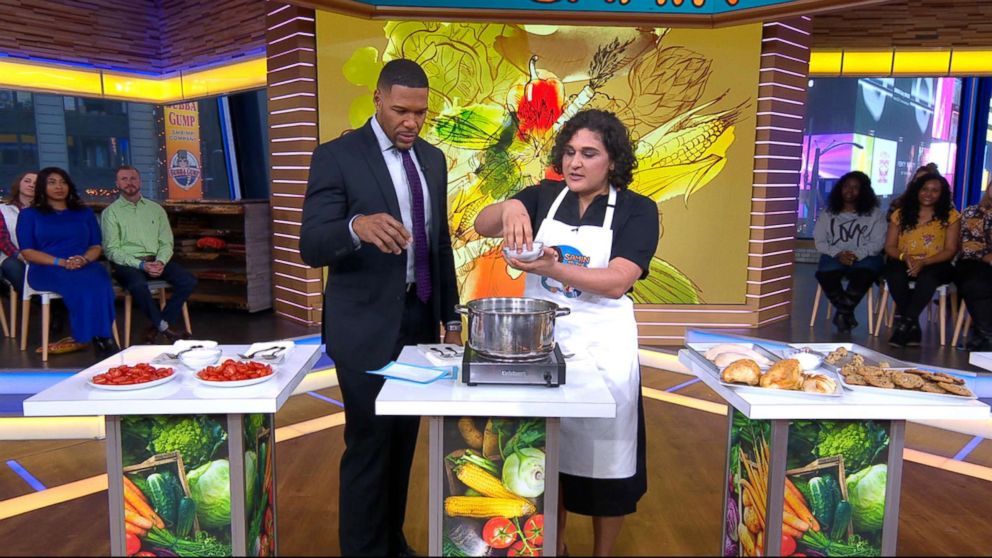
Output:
top-left (474, 109), bottom-right (659, 556)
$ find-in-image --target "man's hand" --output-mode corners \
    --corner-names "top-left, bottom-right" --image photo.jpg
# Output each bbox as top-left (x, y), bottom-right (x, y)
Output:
top-left (501, 199), bottom-right (533, 252)
top-left (145, 261), bottom-right (165, 278)
top-left (353, 213), bottom-right (411, 255)
top-left (443, 331), bottom-right (462, 346)
top-left (907, 255), bottom-right (927, 277)
top-left (838, 251), bottom-right (857, 266)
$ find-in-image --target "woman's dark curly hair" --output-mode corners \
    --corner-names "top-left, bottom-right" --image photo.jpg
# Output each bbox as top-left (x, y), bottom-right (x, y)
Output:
top-left (549, 109), bottom-right (637, 190)
top-left (897, 172), bottom-right (953, 231)
top-left (827, 170), bottom-right (878, 216)
top-left (33, 167), bottom-right (84, 214)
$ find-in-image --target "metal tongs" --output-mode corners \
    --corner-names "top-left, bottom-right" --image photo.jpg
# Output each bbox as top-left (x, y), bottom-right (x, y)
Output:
top-left (429, 345), bottom-right (462, 358)
top-left (238, 346), bottom-right (287, 360)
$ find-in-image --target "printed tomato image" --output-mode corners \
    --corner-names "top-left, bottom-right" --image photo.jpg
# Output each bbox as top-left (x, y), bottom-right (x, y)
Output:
top-left (507, 538), bottom-right (541, 557)
top-left (483, 517), bottom-right (518, 549)
top-left (523, 514), bottom-right (544, 546)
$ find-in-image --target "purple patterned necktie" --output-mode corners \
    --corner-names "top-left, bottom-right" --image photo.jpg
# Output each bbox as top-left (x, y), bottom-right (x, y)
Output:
top-left (399, 149), bottom-right (432, 303)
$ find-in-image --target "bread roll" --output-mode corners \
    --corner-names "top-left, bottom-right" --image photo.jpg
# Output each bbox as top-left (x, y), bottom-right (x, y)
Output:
top-left (759, 359), bottom-right (802, 390)
top-left (721, 359), bottom-right (761, 386)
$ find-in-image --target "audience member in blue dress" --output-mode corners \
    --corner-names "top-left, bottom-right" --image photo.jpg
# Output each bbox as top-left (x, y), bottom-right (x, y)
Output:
top-left (16, 167), bottom-right (119, 358)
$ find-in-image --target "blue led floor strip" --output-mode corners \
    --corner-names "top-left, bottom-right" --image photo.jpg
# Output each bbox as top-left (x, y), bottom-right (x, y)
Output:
top-left (6, 460), bottom-right (47, 492)
top-left (666, 378), bottom-right (701, 392)
top-left (306, 391), bottom-right (344, 408)
top-left (953, 436), bottom-right (984, 461)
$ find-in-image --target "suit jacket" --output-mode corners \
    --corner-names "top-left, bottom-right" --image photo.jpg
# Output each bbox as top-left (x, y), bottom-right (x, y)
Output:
top-left (300, 120), bottom-right (459, 372)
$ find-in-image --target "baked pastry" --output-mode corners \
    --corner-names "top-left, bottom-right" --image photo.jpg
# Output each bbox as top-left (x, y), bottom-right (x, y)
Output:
top-left (705, 343), bottom-right (750, 360)
top-left (802, 374), bottom-right (837, 394)
top-left (706, 344), bottom-right (772, 367)
top-left (722, 359), bottom-right (761, 386)
top-left (760, 359), bottom-right (802, 390)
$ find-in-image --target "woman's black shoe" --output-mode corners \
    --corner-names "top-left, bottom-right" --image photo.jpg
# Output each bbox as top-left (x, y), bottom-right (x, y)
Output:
top-left (966, 332), bottom-right (992, 351)
top-left (888, 320), bottom-right (909, 347)
top-left (93, 337), bottom-right (120, 359)
top-left (904, 320), bottom-right (922, 347)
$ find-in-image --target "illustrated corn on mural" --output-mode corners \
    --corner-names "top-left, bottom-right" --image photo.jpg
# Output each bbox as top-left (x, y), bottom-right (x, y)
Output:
top-left (339, 21), bottom-right (757, 305)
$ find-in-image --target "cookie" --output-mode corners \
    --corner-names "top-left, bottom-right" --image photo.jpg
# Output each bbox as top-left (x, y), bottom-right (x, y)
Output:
top-left (844, 373), bottom-right (867, 385)
top-left (938, 383), bottom-right (974, 397)
top-left (920, 381), bottom-right (946, 393)
top-left (891, 372), bottom-right (925, 390)
top-left (864, 374), bottom-right (895, 389)
top-left (851, 354), bottom-right (865, 366)
top-left (931, 372), bottom-right (965, 385)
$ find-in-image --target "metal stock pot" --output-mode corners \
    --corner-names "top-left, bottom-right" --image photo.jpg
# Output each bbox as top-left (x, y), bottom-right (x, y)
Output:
top-left (455, 297), bottom-right (570, 361)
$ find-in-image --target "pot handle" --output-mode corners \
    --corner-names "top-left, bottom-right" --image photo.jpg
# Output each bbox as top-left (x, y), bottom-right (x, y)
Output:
top-left (455, 304), bottom-right (469, 315)
top-left (555, 307), bottom-right (571, 317)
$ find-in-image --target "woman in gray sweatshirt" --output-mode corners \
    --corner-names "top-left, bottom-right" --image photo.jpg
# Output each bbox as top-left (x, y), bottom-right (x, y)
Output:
top-left (813, 170), bottom-right (886, 332)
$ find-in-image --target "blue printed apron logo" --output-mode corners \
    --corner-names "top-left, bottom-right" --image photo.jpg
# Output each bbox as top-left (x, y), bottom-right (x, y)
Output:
top-left (542, 245), bottom-right (589, 298)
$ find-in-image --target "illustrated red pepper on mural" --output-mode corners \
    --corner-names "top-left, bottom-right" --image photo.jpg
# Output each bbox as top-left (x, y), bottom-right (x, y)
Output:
top-left (509, 55), bottom-right (564, 141)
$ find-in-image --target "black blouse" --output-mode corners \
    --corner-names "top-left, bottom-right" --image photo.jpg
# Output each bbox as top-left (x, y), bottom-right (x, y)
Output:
top-left (511, 180), bottom-right (660, 278)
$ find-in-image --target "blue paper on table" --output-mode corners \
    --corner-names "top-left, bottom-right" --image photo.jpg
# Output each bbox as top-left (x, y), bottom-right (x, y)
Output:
top-left (367, 361), bottom-right (456, 384)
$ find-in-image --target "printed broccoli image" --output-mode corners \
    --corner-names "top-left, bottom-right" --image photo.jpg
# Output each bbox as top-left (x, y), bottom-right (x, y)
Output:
top-left (814, 422), bottom-right (889, 473)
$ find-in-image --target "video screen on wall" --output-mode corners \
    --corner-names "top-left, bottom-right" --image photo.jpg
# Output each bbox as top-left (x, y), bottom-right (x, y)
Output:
top-left (797, 77), bottom-right (961, 238)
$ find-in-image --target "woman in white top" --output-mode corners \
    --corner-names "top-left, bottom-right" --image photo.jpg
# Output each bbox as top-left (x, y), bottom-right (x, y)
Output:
top-left (0, 171), bottom-right (36, 294)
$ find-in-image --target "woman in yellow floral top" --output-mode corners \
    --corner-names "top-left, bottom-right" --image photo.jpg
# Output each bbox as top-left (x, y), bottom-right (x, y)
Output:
top-left (954, 179), bottom-right (992, 350)
top-left (883, 173), bottom-right (960, 347)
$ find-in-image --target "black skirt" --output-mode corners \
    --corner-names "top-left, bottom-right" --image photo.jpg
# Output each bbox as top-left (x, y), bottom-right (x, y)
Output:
top-left (559, 391), bottom-right (647, 517)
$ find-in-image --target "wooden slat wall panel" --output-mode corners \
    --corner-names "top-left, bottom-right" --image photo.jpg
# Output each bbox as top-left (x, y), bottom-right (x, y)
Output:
top-left (746, 17), bottom-right (809, 329)
top-left (813, 0), bottom-right (992, 49)
top-left (0, 0), bottom-right (265, 74)
top-left (0, 0), bottom-right (160, 73)
top-left (158, 0), bottom-right (267, 72)
top-left (268, 2), bottom-right (321, 325)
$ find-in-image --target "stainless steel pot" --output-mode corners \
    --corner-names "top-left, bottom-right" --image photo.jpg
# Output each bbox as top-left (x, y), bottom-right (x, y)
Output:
top-left (455, 297), bottom-right (570, 361)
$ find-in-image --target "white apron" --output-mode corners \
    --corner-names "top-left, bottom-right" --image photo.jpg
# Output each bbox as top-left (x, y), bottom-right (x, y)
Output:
top-left (523, 186), bottom-right (640, 479)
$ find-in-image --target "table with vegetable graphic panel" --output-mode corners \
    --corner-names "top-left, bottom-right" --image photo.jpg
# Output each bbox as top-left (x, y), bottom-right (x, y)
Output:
top-left (679, 334), bottom-right (990, 557)
top-left (376, 346), bottom-right (616, 557)
top-left (23, 344), bottom-right (321, 557)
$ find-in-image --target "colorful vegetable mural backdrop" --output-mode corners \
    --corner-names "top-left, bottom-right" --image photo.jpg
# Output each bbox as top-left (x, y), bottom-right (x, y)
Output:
top-left (324, 19), bottom-right (761, 304)
top-left (122, 415), bottom-right (233, 557)
top-left (725, 412), bottom-right (891, 557)
top-left (444, 417), bottom-right (547, 556)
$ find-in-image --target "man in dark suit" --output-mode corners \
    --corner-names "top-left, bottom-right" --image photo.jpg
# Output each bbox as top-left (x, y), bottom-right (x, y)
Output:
top-left (300, 59), bottom-right (462, 556)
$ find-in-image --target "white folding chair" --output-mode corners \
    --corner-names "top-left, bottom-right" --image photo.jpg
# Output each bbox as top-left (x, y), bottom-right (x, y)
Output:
top-left (121, 279), bottom-right (192, 348)
top-left (21, 264), bottom-right (119, 361)
top-left (809, 282), bottom-right (876, 333)
top-left (874, 281), bottom-right (951, 345)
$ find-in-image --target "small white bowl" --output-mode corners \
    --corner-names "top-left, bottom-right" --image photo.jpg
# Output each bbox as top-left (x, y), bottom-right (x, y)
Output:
top-left (179, 347), bottom-right (223, 369)
top-left (502, 241), bottom-right (544, 262)
top-left (786, 350), bottom-right (824, 371)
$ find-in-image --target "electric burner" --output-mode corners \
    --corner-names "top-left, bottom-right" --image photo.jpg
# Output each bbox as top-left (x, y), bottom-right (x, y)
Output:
top-left (461, 344), bottom-right (566, 387)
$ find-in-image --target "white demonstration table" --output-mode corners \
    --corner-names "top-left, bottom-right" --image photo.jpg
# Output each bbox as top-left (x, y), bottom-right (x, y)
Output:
top-left (23, 344), bottom-right (321, 557)
top-left (376, 346), bottom-right (616, 557)
top-left (680, 342), bottom-right (989, 557)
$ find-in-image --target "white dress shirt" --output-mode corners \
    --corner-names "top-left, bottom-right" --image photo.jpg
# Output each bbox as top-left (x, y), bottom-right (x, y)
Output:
top-left (349, 116), bottom-right (432, 284)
